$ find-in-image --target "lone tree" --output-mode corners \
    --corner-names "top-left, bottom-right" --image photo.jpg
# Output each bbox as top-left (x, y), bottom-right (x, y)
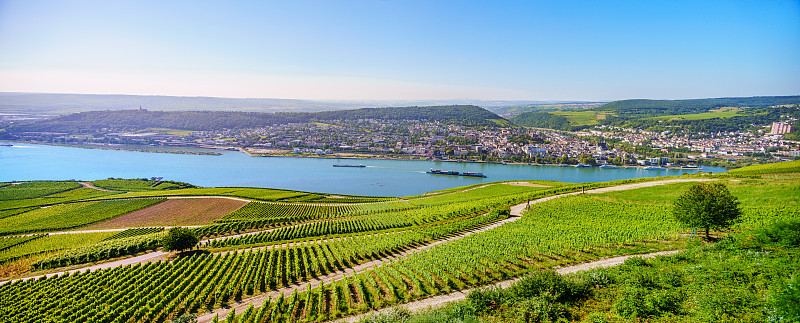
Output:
top-left (673, 182), bottom-right (741, 240)
top-left (162, 227), bottom-right (199, 252)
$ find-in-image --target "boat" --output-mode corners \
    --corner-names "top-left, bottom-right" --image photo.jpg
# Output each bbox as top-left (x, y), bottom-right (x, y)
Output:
top-left (681, 164), bottom-right (699, 169)
top-left (426, 169), bottom-right (487, 178)
top-left (461, 172), bottom-right (487, 178)
top-left (575, 164), bottom-right (593, 168)
top-left (643, 166), bottom-right (663, 170)
top-left (0, 144), bottom-right (12, 147)
top-left (599, 165), bottom-right (617, 169)
top-left (332, 164), bottom-right (366, 167)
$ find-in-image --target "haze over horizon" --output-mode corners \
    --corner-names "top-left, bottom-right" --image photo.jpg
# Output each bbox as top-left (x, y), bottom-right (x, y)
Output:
top-left (1, 1), bottom-right (798, 102)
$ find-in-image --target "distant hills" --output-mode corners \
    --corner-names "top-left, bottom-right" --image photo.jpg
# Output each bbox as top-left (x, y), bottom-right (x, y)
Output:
top-left (595, 96), bottom-right (800, 118)
top-left (6, 105), bottom-right (508, 133)
top-left (0, 92), bottom-right (553, 115)
top-left (511, 95), bottom-right (800, 132)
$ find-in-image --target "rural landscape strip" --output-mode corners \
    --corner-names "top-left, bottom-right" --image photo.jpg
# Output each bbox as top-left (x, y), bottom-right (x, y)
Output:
top-left (195, 178), bottom-right (711, 322)
top-left (336, 250), bottom-right (684, 323)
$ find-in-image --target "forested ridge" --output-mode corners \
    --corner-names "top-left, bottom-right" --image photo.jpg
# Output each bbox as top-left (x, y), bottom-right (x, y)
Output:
top-left (511, 96), bottom-right (800, 132)
top-left (5, 105), bottom-right (507, 132)
top-left (597, 96), bottom-right (800, 118)
top-left (509, 111), bottom-right (572, 130)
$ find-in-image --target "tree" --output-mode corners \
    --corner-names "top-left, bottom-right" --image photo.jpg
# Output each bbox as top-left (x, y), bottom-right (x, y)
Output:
top-left (162, 227), bottom-right (199, 252)
top-left (673, 182), bottom-right (742, 240)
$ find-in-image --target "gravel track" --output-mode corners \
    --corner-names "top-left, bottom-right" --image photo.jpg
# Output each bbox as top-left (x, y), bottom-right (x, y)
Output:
top-left (196, 178), bottom-right (713, 322)
top-left (338, 250), bottom-right (683, 322)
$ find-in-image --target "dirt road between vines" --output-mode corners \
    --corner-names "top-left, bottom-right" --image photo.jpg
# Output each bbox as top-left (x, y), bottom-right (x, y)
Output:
top-left (195, 178), bottom-right (713, 322)
top-left (338, 250), bottom-right (684, 322)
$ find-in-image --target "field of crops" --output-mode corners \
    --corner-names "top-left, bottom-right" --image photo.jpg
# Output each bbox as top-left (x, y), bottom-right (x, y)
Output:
top-left (3, 174), bottom-right (797, 323)
top-left (83, 198), bottom-right (247, 229)
top-left (33, 231), bottom-right (169, 270)
top-left (0, 181), bottom-right (81, 201)
top-left (0, 187), bottom-right (122, 211)
top-left (0, 232), bottom-right (115, 265)
top-left (90, 178), bottom-right (195, 191)
top-left (0, 210), bottom-right (505, 323)
top-left (218, 201), bottom-right (414, 223)
top-left (0, 199), bottom-right (165, 235)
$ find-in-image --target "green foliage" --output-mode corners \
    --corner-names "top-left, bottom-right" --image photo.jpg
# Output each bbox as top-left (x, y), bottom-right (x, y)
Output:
top-left (597, 96), bottom-right (800, 118)
top-left (756, 220), bottom-right (800, 247)
top-left (0, 198), bottom-right (165, 235)
top-left (0, 187), bottom-right (123, 211)
top-left (510, 111), bottom-right (572, 130)
top-left (102, 227), bottom-right (164, 241)
top-left (0, 181), bottom-right (81, 201)
top-left (769, 274), bottom-right (800, 322)
top-left (32, 231), bottom-right (167, 269)
top-left (0, 232), bottom-right (114, 264)
top-left (672, 182), bottom-right (741, 239)
top-left (91, 178), bottom-right (196, 191)
top-left (162, 227), bottom-right (199, 252)
top-left (0, 235), bottom-right (44, 252)
top-left (727, 160), bottom-right (800, 175)
top-left (10, 105), bottom-right (507, 133)
top-left (218, 201), bottom-right (414, 223)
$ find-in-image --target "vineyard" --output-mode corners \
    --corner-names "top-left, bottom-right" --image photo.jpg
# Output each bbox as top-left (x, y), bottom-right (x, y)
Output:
top-left (0, 172), bottom-right (797, 323)
top-left (0, 199), bottom-right (166, 235)
top-left (217, 201), bottom-right (414, 223)
top-left (0, 181), bottom-right (82, 201)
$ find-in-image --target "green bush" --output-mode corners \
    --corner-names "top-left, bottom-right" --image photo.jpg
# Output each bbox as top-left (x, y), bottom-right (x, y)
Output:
top-left (513, 294), bottom-right (567, 323)
top-left (769, 274), bottom-right (800, 322)
top-left (756, 220), bottom-right (800, 247)
top-left (467, 286), bottom-right (506, 314)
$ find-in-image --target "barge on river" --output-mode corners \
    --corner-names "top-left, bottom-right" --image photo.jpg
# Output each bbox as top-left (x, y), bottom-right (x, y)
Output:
top-left (426, 169), bottom-right (487, 178)
top-left (333, 164), bottom-right (366, 167)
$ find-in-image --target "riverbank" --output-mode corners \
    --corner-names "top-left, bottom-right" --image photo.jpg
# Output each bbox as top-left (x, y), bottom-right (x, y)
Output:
top-left (3, 139), bottom-right (726, 171)
top-left (0, 141), bottom-right (222, 156)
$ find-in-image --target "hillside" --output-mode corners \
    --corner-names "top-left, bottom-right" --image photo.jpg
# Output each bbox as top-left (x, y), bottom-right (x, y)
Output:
top-left (5, 105), bottom-right (508, 132)
top-left (510, 111), bottom-right (573, 130)
top-left (597, 96), bottom-right (800, 118)
top-left (509, 95), bottom-right (800, 132)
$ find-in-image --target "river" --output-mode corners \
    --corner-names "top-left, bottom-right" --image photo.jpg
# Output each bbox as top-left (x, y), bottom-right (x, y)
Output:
top-left (0, 142), bottom-right (726, 196)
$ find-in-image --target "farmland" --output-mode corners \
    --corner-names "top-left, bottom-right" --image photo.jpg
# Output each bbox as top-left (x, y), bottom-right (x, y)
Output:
top-left (83, 198), bottom-right (248, 229)
top-left (0, 167), bottom-right (797, 323)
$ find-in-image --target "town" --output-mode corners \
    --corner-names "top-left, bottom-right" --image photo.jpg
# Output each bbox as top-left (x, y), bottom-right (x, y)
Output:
top-left (12, 116), bottom-right (798, 168)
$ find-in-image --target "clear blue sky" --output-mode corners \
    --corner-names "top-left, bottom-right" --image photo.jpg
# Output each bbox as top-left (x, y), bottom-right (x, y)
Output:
top-left (1, 0), bottom-right (798, 101)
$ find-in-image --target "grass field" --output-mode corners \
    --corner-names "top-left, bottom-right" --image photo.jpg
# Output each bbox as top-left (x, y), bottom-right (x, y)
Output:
top-left (552, 110), bottom-right (614, 126)
top-left (82, 198), bottom-right (248, 228)
top-left (644, 108), bottom-right (745, 121)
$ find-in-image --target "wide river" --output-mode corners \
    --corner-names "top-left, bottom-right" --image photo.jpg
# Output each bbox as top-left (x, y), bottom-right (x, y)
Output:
top-left (1, 142), bottom-right (726, 196)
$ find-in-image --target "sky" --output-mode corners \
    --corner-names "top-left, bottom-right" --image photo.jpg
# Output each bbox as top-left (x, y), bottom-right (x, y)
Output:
top-left (0, 0), bottom-right (798, 101)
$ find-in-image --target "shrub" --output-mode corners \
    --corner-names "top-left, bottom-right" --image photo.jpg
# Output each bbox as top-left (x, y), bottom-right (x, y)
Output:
top-left (582, 269), bottom-right (616, 288)
top-left (769, 274), bottom-right (800, 322)
top-left (513, 294), bottom-right (567, 323)
top-left (360, 307), bottom-right (411, 323)
top-left (467, 286), bottom-right (506, 314)
top-left (756, 220), bottom-right (800, 247)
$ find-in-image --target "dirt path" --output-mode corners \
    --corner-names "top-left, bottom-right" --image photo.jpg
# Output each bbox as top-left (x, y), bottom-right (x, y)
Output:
top-left (78, 182), bottom-right (116, 192)
top-left (195, 215), bottom-right (522, 323)
top-left (195, 178), bottom-right (712, 322)
top-left (337, 250), bottom-right (683, 322)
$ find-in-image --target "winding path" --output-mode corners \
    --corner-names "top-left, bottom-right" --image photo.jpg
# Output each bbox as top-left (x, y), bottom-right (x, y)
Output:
top-left (195, 178), bottom-right (713, 322)
top-left (337, 250), bottom-right (683, 322)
